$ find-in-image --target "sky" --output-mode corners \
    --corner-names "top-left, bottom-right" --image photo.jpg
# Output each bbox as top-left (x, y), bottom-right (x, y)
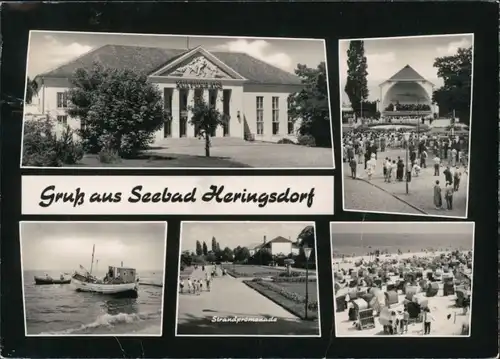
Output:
top-left (330, 222), bottom-right (473, 235)
top-left (26, 31), bottom-right (327, 78)
top-left (21, 222), bottom-right (167, 271)
top-left (339, 34), bottom-right (473, 103)
top-left (181, 222), bottom-right (314, 252)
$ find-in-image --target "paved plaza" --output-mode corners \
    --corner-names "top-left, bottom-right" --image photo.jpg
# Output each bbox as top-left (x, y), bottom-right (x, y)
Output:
top-left (151, 138), bottom-right (335, 168)
top-left (176, 266), bottom-right (318, 335)
top-left (343, 148), bottom-right (468, 217)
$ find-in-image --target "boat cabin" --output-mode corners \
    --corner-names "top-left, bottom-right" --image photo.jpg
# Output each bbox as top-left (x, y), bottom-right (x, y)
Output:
top-left (104, 266), bottom-right (137, 284)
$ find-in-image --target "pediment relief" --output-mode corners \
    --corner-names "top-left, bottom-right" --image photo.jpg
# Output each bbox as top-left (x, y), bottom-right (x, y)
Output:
top-left (163, 55), bottom-right (232, 79)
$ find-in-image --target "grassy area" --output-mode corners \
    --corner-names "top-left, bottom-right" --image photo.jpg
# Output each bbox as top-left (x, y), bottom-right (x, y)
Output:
top-left (73, 153), bottom-right (251, 168)
top-left (243, 280), bottom-right (319, 320)
top-left (223, 264), bottom-right (286, 278)
top-left (274, 281), bottom-right (319, 303)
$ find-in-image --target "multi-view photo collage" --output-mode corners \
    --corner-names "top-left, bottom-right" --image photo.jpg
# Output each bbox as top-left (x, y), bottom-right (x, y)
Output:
top-left (19, 30), bottom-right (474, 339)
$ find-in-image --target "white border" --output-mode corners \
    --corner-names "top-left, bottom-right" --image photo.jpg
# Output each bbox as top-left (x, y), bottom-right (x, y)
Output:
top-left (174, 221), bottom-right (322, 338)
top-left (338, 33), bottom-right (475, 219)
top-left (19, 220), bottom-right (168, 337)
top-left (20, 30), bottom-right (335, 170)
top-left (329, 221), bottom-right (475, 338)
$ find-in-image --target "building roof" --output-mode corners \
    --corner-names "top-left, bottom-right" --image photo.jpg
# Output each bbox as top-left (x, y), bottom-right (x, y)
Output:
top-left (37, 44), bottom-right (302, 86)
top-left (388, 64), bottom-right (426, 82)
top-left (248, 236), bottom-right (296, 251)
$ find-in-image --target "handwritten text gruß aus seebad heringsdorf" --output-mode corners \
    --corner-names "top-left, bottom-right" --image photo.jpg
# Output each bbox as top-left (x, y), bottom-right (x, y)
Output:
top-left (38, 185), bottom-right (316, 208)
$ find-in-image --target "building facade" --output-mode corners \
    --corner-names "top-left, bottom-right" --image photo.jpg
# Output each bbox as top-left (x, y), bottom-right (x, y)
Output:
top-left (378, 65), bottom-right (438, 117)
top-left (29, 45), bottom-right (305, 144)
top-left (248, 236), bottom-right (300, 257)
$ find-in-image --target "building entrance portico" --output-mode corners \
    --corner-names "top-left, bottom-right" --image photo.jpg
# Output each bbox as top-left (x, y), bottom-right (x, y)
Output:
top-left (161, 84), bottom-right (234, 140)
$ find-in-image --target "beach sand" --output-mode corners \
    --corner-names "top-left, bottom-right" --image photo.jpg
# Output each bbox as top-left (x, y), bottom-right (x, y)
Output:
top-left (333, 250), bottom-right (472, 337)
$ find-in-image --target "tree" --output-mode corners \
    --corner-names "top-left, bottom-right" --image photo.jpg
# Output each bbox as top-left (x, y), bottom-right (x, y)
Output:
top-left (180, 250), bottom-right (193, 267)
top-left (25, 77), bottom-right (39, 105)
top-left (221, 247), bottom-right (234, 262)
top-left (67, 62), bottom-right (166, 158)
top-left (188, 98), bottom-right (227, 157)
top-left (288, 62), bottom-right (331, 148)
top-left (202, 241), bottom-right (208, 256)
top-left (195, 240), bottom-right (203, 256)
top-left (344, 40), bottom-right (369, 117)
top-left (216, 242), bottom-right (221, 253)
top-left (297, 225), bottom-right (316, 268)
top-left (211, 237), bottom-right (217, 253)
top-left (233, 246), bottom-right (251, 263)
top-left (298, 225), bottom-right (315, 249)
top-left (432, 47), bottom-right (473, 125)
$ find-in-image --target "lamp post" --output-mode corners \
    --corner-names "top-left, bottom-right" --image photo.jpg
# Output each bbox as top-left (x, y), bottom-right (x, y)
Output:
top-left (404, 132), bottom-right (410, 194)
top-left (303, 245), bottom-right (313, 320)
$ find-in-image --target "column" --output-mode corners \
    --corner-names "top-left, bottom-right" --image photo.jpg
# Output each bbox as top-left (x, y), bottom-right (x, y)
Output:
top-left (186, 89), bottom-right (195, 137)
top-left (155, 87), bottom-right (166, 144)
top-left (171, 88), bottom-right (180, 138)
top-left (216, 89), bottom-right (224, 137)
top-left (202, 89), bottom-right (211, 137)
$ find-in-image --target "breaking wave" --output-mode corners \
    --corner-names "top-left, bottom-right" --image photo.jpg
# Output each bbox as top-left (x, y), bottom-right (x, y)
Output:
top-left (39, 309), bottom-right (161, 335)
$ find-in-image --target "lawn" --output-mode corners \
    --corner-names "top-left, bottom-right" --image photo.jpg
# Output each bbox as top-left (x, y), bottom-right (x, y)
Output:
top-left (244, 280), bottom-right (319, 320)
top-left (274, 281), bottom-right (319, 303)
top-left (223, 264), bottom-right (286, 278)
top-left (74, 153), bottom-right (250, 168)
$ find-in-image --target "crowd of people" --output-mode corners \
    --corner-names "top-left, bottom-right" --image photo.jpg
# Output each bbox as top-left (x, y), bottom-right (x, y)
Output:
top-left (179, 264), bottom-right (227, 295)
top-left (343, 129), bottom-right (468, 211)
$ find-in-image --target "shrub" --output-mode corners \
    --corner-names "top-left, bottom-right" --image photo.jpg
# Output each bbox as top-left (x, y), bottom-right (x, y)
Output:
top-left (297, 134), bottom-right (316, 147)
top-left (254, 280), bottom-right (319, 311)
top-left (98, 149), bottom-right (120, 164)
top-left (277, 138), bottom-right (296, 145)
top-left (22, 118), bottom-right (84, 167)
top-left (278, 271), bottom-right (302, 277)
top-left (272, 276), bottom-right (317, 283)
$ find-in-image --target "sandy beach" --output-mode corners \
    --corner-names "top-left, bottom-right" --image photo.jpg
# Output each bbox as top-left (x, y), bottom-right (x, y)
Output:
top-left (333, 250), bottom-right (472, 337)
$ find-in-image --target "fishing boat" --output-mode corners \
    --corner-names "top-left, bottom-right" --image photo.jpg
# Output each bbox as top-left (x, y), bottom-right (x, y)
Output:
top-left (71, 244), bottom-right (139, 298)
top-left (34, 274), bottom-right (71, 285)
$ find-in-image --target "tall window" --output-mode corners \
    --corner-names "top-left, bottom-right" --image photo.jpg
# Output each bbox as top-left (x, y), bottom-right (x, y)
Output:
top-left (256, 96), bottom-right (264, 135)
top-left (57, 115), bottom-right (67, 125)
top-left (272, 96), bottom-right (279, 135)
top-left (56, 92), bottom-right (68, 108)
top-left (287, 97), bottom-right (294, 135)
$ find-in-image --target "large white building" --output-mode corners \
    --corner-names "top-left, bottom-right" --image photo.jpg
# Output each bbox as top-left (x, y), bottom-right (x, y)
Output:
top-left (378, 65), bottom-right (438, 116)
top-left (248, 235), bottom-right (300, 257)
top-left (29, 44), bottom-right (305, 144)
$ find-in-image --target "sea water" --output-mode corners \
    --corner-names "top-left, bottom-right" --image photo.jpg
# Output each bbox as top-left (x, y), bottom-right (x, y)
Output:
top-left (23, 270), bottom-right (164, 335)
top-left (331, 232), bottom-right (473, 257)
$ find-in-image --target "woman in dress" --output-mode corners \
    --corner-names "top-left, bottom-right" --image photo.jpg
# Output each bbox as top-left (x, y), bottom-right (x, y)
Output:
top-left (366, 153), bottom-right (377, 180)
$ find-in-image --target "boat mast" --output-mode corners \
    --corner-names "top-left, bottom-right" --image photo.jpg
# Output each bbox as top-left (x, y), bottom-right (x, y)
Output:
top-left (90, 244), bottom-right (95, 274)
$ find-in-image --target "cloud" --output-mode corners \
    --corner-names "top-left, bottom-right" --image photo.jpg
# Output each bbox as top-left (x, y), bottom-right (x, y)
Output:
top-left (28, 34), bottom-right (93, 76)
top-left (42, 35), bottom-right (93, 64)
top-left (366, 52), bottom-right (396, 65)
top-left (215, 39), bottom-right (293, 72)
top-left (436, 38), bottom-right (472, 56)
